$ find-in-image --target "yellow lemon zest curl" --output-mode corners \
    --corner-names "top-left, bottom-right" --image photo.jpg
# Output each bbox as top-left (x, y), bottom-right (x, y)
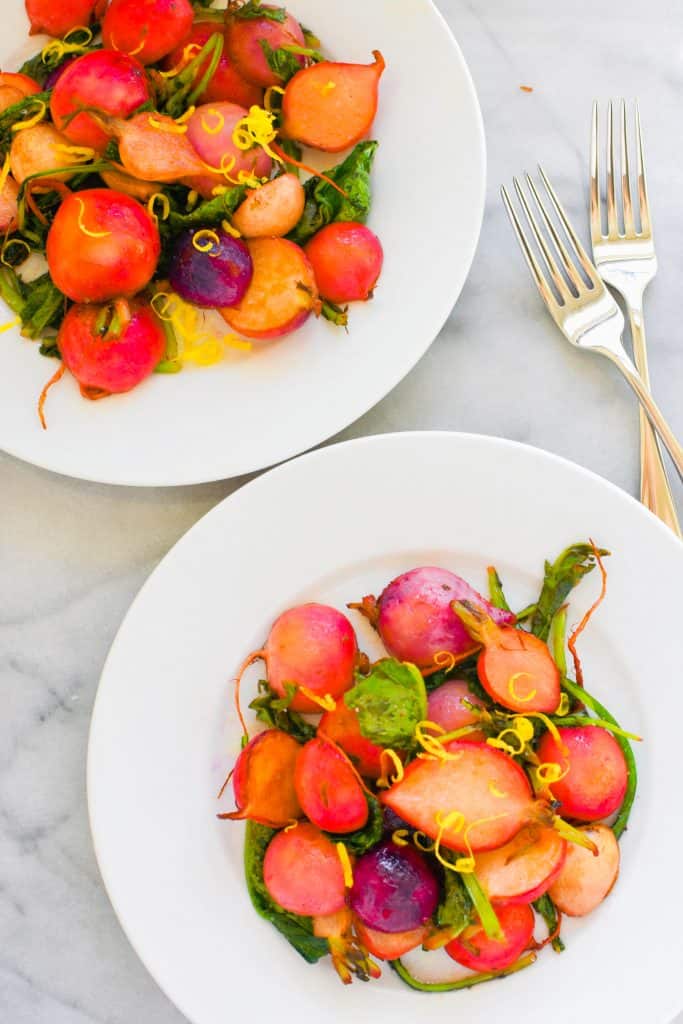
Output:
top-left (535, 761), bottom-right (569, 786)
top-left (297, 686), bottom-right (336, 712)
top-left (232, 104), bottom-right (282, 162)
top-left (486, 715), bottom-right (535, 756)
top-left (159, 44), bottom-right (201, 79)
top-left (0, 317), bottom-right (21, 334)
top-left (391, 829), bottom-right (410, 847)
top-left (488, 781), bottom-right (508, 799)
top-left (175, 105), bottom-right (196, 125)
top-left (508, 672), bottom-right (537, 704)
top-left (11, 101), bottom-right (47, 133)
top-left (151, 290), bottom-right (251, 368)
top-left (222, 218), bottom-right (241, 238)
top-left (148, 115), bottom-right (188, 135)
top-left (412, 831), bottom-right (435, 853)
top-left (283, 819), bottom-right (299, 833)
top-left (201, 109), bottom-right (225, 135)
top-left (41, 26), bottom-right (93, 65)
top-left (336, 843), bottom-right (354, 888)
top-left (147, 193), bottom-right (171, 223)
top-left (0, 153), bottom-right (11, 194)
top-left (433, 810), bottom-right (510, 875)
top-left (263, 85), bottom-right (285, 112)
top-left (55, 144), bottom-right (97, 163)
top-left (192, 228), bottom-right (220, 253)
top-left (376, 749), bottom-right (404, 789)
top-left (75, 196), bottom-right (110, 238)
top-left (556, 692), bottom-right (571, 717)
top-left (1, 238), bottom-right (31, 267)
top-left (414, 721), bottom-right (464, 763)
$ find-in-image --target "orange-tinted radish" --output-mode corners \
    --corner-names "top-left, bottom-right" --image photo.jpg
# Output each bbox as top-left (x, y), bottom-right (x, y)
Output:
top-left (446, 903), bottom-right (534, 972)
top-left (537, 726), bottom-right (628, 821)
top-left (57, 299), bottom-right (166, 395)
top-left (318, 701), bottom-right (384, 779)
top-left (226, 6), bottom-right (306, 88)
top-left (305, 222), bottom-right (383, 304)
top-left (25, 0), bottom-right (99, 37)
top-left (549, 824), bottom-right (620, 917)
top-left (355, 920), bottom-right (427, 960)
top-left (9, 124), bottom-right (86, 185)
top-left (381, 741), bottom-right (535, 853)
top-left (0, 176), bottom-right (19, 234)
top-left (475, 826), bottom-right (567, 905)
top-left (50, 50), bottom-right (150, 152)
top-left (164, 22), bottom-right (263, 107)
top-left (111, 113), bottom-right (207, 183)
top-left (453, 601), bottom-right (561, 713)
top-left (263, 822), bottom-right (346, 916)
top-left (219, 728), bottom-right (301, 827)
top-left (426, 680), bottom-right (485, 742)
top-left (282, 52), bottom-right (385, 153)
top-left (295, 737), bottom-right (368, 833)
top-left (313, 907), bottom-right (352, 938)
top-left (0, 72), bottom-right (40, 97)
top-left (232, 173), bottom-right (305, 238)
top-left (0, 87), bottom-right (25, 114)
top-left (103, 0), bottom-right (194, 65)
top-left (46, 188), bottom-right (160, 303)
top-left (220, 237), bottom-right (319, 339)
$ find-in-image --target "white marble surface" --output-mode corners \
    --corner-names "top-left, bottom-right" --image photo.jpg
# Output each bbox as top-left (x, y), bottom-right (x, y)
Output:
top-left (2, 1), bottom-right (682, 1022)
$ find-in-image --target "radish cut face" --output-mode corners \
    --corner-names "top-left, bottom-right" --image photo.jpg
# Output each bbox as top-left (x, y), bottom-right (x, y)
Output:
top-left (549, 824), bottom-right (620, 917)
top-left (294, 737), bottom-right (368, 834)
top-left (263, 823), bottom-right (346, 917)
top-left (446, 903), bottom-right (534, 972)
top-left (381, 742), bottom-right (534, 854)
top-left (474, 825), bottom-right (567, 905)
top-left (354, 920), bottom-right (427, 960)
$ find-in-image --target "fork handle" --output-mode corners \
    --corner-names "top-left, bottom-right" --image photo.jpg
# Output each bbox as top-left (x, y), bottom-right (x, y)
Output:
top-left (607, 349), bottom-right (683, 484)
top-left (629, 310), bottom-right (682, 536)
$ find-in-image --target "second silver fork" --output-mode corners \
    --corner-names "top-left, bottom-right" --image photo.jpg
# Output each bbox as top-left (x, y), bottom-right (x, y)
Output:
top-left (591, 100), bottom-right (680, 536)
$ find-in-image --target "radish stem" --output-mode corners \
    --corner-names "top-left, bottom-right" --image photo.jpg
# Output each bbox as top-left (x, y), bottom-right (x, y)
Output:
top-left (389, 952), bottom-right (536, 992)
top-left (460, 873), bottom-right (503, 941)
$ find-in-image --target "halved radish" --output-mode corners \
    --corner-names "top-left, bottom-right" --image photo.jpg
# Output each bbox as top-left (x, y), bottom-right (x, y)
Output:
top-left (537, 726), bottom-right (628, 822)
top-left (220, 237), bottom-right (319, 339)
top-left (453, 602), bottom-right (561, 713)
top-left (0, 176), bottom-right (19, 234)
top-left (218, 728), bottom-right (301, 827)
top-left (231, 173), bottom-right (305, 238)
top-left (474, 826), bottom-right (567, 905)
top-left (549, 824), bottom-right (620, 917)
top-left (355, 919), bottom-right (428, 960)
top-left (427, 680), bottom-right (485, 741)
top-left (318, 701), bottom-right (384, 779)
top-left (446, 903), bottom-right (534, 972)
top-left (295, 737), bottom-right (368, 834)
top-left (263, 822), bottom-right (346, 917)
top-left (381, 741), bottom-right (535, 853)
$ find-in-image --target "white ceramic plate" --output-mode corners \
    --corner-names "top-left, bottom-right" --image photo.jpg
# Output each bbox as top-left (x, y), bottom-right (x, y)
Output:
top-left (0, 1), bottom-right (484, 486)
top-left (88, 431), bottom-right (683, 1024)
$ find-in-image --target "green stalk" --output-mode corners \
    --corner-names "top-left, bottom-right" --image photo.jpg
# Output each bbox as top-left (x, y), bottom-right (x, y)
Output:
top-left (164, 33), bottom-right (223, 118)
top-left (533, 894), bottom-right (565, 953)
top-left (548, 715), bottom-right (641, 742)
top-left (0, 267), bottom-right (26, 317)
top-left (561, 676), bottom-right (638, 839)
top-left (461, 873), bottom-right (502, 941)
top-left (487, 567), bottom-right (511, 612)
top-left (389, 953), bottom-right (536, 992)
top-left (549, 606), bottom-right (568, 676)
top-left (514, 603), bottom-right (536, 623)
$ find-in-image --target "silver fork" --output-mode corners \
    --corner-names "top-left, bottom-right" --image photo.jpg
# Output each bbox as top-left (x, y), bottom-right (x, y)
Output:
top-left (590, 100), bottom-right (680, 536)
top-left (501, 167), bottom-right (683, 481)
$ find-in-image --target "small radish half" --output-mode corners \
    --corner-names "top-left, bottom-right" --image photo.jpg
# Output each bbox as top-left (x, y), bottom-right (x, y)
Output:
top-left (474, 825), bottom-right (567, 905)
top-left (549, 824), bottom-right (620, 917)
top-left (536, 726), bottom-right (628, 822)
top-left (295, 737), bottom-right (368, 834)
top-left (355, 920), bottom-right (427, 960)
top-left (263, 822), bottom-right (346, 917)
top-left (446, 903), bottom-right (534, 972)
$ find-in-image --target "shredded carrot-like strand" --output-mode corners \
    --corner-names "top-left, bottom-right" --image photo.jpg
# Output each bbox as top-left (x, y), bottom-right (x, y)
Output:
top-left (297, 686), bottom-right (336, 711)
top-left (568, 540), bottom-right (607, 687)
top-left (37, 363), bottom-right (66, 430)
top-left (270, 142), bottom-right (349, 196)
top-left (336, 843), bottom-right (354, 887)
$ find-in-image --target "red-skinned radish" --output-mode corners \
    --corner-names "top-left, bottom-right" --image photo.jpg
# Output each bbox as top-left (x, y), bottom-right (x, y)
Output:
top-left (446, 903), bottom-right (534, 972)
top-left (454, 601), bottom-right (561, 713)
top-left (318, 701), bottom-right (384, 779)
top-left (50, 50), bottom-right (150, 152)
top-left (305, 222), bottom-right (383, 304)
top-left (164, 22), bottom-right (263, 108)
top-left (354, 920), bottom-right (428, 960)
top-left (102, 0), bottom-right (194, 66)
top-left (46, 188), bottom-right (160, 303)
top-left (57, 299), bottom-right (166, 396)
top-left (549, 824), bottom-right (620, 917)
top-left (0, 72), bottom-right (40, 97)
top-left (351, 567), bottom-right (515, 670)
top-left (350, 840), bottom-right (439, 933)
top-left (0, 87), bottom-right (25, 114)
top-left (474, 825), bottom-right (567, 905)
top-left (426, 680), bottom-right (485, 742)
top-left (281, 52), bottom-right (385, 153)
top-left (537, 726), bottom-right (628, 821)
top-left (381, 741), bottom-right (535, 853)
top-left (295, 737), bottom-right (368, 834)
top-left (25, 0), bottom-right (100, 37)
top-left (218, 728), bottom-right (301, 828)
top-left (231, 173), bottom-right (305, 238)
top-left (235, 603), bottom-right (358, 716)
top-left (263, 822), bottom-right (346, 917)
top-left (226, 6), bottom-right (306, 88)
top-left (220, 237), bottom-right (319, 339)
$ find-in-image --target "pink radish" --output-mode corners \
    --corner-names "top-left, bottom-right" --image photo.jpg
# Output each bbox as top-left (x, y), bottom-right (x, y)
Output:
top-left (537, 726), bottom-right (628, 822)
top-left (446, 903), bottom-right (534, 972)
top-left (474, 825), bottom-right (567, 905)
top-left (263, 822), bottom-right (347, 917)
top-left (184, 101), bottom-right (273, 198)
top-left (355, 920), bottom-right (427, 960)
top-left (427, 680), bottom-right (485, 740)
top-left (549, 824), bottom-right (620, 917)
top-left (225, 6), bottom-right (306, 88)
top-left (231, 173), bottom-right (305, 238)
top-left (0, 176), bottom-right (19, 234)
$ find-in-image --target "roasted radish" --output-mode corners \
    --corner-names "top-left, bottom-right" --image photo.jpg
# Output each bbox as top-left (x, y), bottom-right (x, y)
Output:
top-left (295, 737), bottom-right (368, 833)
top-left (474, 825), bottom-right (567, 905)
top-left (446, 903), bottom-right (534, 972)
top-left (549, 824), bottom-right (620, 917)
top-left (537, 726), bottom-right (628, 821)
top-left (219, 728), bottom-right (301, 827)
top-left (263, 822), bottom-right (346, 917)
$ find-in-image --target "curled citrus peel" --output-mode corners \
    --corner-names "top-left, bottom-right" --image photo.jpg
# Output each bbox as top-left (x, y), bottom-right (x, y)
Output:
top-left (376, 748), bottom-right (404, 788)
top-left (148, 114), bottom-right (188, 135)
top-left (41, 26), bottom-right (93, 65)
top-left (336, 843), bottom-right (354, 888)
top-left (55, 144), bottom-right (97, 162)
top-left (75, 196), bottom-right (110, 238)
top-left (508, 672), bottom-right (537, 704)
top-left (391, 828), bottom-right (410, 847)
top-left (192, 228), bottom-right (220, 253)
top-left (11, 101), bottom-right (47, 133)
top-left (1, 238), bottom-right (31, 266)
top-left (414, 721), bottom-right (465, 763)
top-left (160, 43), bottom-right (201, 79)
top-left (421, 650), bottom-right (458, 678)
top-left (433, 810), bottom-right (509, 875)
top-left (221, 218), bottom-right (241, 238)
top-left (0, 317), bottom-right (21, 334)
top-left (147, 193), bottom-right (171, 223)
top-left (297, 686), bottom-right (336, 712)
top-left (283, 819), bottom-right (299, 832)
top-left (263, 85), bottom-right (285, 112)
top-left (201, 108), bottom-right (225, 135)
top-left (232, 105), bottom-right (281, 162)
top-left (152, 290), bottom-right (251, 367)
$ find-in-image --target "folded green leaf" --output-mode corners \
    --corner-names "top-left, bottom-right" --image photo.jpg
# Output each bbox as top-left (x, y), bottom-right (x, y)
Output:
top-left (235, 1), bottom-right (287, 21)
top-left (344, 657), bottom-right (427, 748)
top-left (436, 870), bottom-right (474, 934)
top-left (288, 140), bottom-right (378, 246)
top-left (248, 680), bottom-right (316, 744)
top-left (259, 40), bottom-right (305, 83)
top-left (244, 821), bottom-right (329, 963)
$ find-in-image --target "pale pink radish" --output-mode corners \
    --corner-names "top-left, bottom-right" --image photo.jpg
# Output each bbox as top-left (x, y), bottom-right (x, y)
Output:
top-left (109, 113), bottom-right (207, 183)
top-left (184, 101), bottom-right (273, 198)
top-left (263, 822), bottom-right (347, 917)
top-left (427, 680), bottom-right (485, 740)
top-left (549, 824), bottom-right (620, 917)
top-left (474, 825), bottom-right (567, 905)
top-left (9, 124), bottom-right (86, 185)
top-left (537, 726), bottom-right (628, 822)
top-left (232, 173), bottom-right (305, 238)
top-left (0, 176), bottom-right (19, 233)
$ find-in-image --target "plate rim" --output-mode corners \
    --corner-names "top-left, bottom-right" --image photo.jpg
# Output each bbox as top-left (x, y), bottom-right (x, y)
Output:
top-left (0, 0), bottom-right (487, 488)
top-left (87, 429), bottom-right (682, 1024)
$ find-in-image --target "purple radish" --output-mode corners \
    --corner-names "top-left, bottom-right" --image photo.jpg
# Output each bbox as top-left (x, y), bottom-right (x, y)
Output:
top-left (351, 567), bottom-right (515, 668)
top-left (350, 840), bottom-right (439, 933)
top-left (169, 229), bottom-right (253, 308)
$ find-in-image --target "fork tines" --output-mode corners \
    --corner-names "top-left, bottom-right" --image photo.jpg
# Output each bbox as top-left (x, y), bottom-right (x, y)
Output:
top-left (590, 99), bottom-right (651, 244)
